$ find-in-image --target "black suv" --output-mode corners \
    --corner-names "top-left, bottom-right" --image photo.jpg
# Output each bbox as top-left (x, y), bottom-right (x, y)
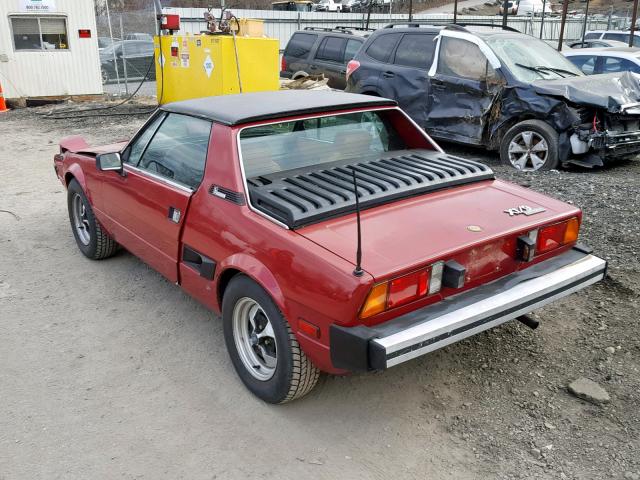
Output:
top-left (346, 23), bottom-right (640, 171)
top-left (280, 27), bottom-right (371, 89)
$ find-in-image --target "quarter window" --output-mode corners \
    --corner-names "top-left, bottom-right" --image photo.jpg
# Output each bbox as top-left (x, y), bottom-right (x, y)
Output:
top-left (137, 113), bottom-right (212, 189)
top-left (315, 36), bottom-right (346, 63)
top-left (437, 37), bottom-right (495, 81)
top-left (11, 16), bottom-right (68, 51)
top-left (366, 33), bottom-right (401, 62)
top-left (393, 34), bottom-right (436, 69)
top-left (285, 33), bottom-right (317, 58)
top-left (602, 57), bottom-right (640, 74)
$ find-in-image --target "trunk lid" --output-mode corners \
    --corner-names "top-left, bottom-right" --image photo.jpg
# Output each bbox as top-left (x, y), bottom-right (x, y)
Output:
top-left (297, 179), bottom-right (580, 281)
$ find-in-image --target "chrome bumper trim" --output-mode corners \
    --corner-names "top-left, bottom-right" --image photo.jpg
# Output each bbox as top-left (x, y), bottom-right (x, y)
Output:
top-left (373, 254), bottom-right (607, 368)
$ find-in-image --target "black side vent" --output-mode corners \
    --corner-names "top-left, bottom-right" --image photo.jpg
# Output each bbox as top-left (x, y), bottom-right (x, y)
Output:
top-left (209, 185), bottom-right (246, 205)
top-left (247, 149), bottom-right (494, 229)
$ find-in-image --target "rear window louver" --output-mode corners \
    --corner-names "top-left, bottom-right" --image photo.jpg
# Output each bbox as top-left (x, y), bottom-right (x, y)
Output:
top-left (247, 150), bottom-right (494, 229)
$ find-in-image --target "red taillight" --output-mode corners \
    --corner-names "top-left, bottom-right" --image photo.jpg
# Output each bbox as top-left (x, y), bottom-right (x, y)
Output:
top-left (281, 56), bottom-right (287, 72)
top-left (536, 217), bottom-right (580, 255)
top-left (537, 223), bottom-right (567, 254)
top-left (360, 263), bottom-right (444, 319)
top-left (388, 270), bottom-right (429, 308)
top-left (346, 60), bottom-right (360, 80)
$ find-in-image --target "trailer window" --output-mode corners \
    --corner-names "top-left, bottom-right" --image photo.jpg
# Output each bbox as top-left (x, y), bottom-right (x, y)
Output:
top-left (11, 16), bottom-right (68, 51)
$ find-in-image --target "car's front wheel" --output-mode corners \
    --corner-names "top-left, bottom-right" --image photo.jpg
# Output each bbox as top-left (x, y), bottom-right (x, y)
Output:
top-left (222, 275), bottom-right (320, 404)
top-left (500, 120), bottom-right (560, 171)
top-left (67, 179), bottom-right (118, 260)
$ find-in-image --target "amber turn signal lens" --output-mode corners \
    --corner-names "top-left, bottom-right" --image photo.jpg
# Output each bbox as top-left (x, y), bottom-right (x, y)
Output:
top-left (563, 217), bottom-right (580, 244)
top-left (360, 282), bottom-right (388, 319)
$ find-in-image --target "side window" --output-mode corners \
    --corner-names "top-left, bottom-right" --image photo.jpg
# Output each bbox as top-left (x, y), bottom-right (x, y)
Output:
top-left (125, 113), bottom-right (166, 166)
top-left (437, 37), bottom-right (495, 81)
top-left (603, 33), bottom-right (628, 43)
top-left (569, 55), bottom-right (596, 75)
top-left (138, 114), bottom-right (212, 189)
top-left (285, 33), bottom-right (317, 58)
top-left (366, 33), bottom-right (401, 62)
top-left (602, 57), bottom-right (640, 74)
top-left (583, 32), bottom-right (600, 40)
top-left (393, 34), bottom-right (436, 69)
top-left (344, 39), bottom-right (362, 63)
top-left (315, 36), bottom-right (346, 62)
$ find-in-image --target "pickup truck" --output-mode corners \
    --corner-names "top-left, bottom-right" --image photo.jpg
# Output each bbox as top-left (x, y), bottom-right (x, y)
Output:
top-left (54, 91), bottom-right (607, 403)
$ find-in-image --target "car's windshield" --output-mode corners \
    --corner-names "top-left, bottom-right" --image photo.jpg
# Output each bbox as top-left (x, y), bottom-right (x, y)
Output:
top-left (486, 36), bottom-right (583, 82)
top-left (239, 111), bottom-right (405, 178)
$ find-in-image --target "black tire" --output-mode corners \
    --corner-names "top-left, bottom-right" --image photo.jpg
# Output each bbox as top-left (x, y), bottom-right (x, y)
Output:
top-left (500, 120), bottom-right (560, 171)
top-left (222, 275), bottom-right (320, 404)
top-left (67, 179), bottom-right (118, 260)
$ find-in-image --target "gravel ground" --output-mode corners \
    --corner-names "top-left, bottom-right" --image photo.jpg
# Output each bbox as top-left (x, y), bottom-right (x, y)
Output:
top-left (1, 101), bottom-right (639, 479)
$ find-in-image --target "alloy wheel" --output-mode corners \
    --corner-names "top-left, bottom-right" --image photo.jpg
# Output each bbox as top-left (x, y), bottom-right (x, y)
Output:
top-left (72, 193), bottom-right (91, 246)
top-left (507, 131), bottom-right (549, 171)
top-left (232, 297), bottom-right (278, 381)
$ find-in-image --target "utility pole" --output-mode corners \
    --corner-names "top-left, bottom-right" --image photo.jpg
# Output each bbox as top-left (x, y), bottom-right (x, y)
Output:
top-left (557, 0), bottom-right (569, 51)
top-left (580, 0), bottom-right (590, 46)
top-left (453, 0), bottom-right (458, 24)
top-left (501, 0), bottom-right (508, 29)
top-left (539, 0), bottom-right (546, 39)
top-left (630, 0), bottom-right (639, 47)
top-left (408, 0), bottom-right (413, 22)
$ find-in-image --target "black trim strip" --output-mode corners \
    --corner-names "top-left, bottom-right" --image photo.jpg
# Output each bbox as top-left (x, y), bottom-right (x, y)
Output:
top-left (385, 269), bottom-right (605, 361)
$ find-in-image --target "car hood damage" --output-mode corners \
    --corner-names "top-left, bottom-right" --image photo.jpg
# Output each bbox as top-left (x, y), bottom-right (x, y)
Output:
top-left (531, 72), bottom-right (640, 113)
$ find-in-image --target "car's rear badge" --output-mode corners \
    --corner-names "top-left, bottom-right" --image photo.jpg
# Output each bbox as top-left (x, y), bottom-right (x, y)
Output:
top-left (504, 205), bottom-right (546, 217)
top-left (467, 225), bottom-right (483, 232)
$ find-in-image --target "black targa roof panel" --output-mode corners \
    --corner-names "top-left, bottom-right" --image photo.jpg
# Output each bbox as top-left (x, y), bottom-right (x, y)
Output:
top-left (161, 91), bottom-right (398, 125)
top-left (246, 149), bottom-right (494, 229)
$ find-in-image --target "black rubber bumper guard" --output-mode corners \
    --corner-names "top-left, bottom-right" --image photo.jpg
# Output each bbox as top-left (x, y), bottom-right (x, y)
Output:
top-left (330, 246), bottom-right (607, 372)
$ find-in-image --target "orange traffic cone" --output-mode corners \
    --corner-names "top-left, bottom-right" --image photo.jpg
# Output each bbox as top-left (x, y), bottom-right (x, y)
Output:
top-left (0, 79), bottom-right (8, 113)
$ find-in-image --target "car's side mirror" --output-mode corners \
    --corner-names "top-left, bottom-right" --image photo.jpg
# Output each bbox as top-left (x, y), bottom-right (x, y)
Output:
top-left (97, 152), bottom-right (124, 175)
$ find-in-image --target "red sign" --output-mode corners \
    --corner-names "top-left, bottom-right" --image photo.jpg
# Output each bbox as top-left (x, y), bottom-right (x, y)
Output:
top-left (78, 29), bottom-right (91, 38)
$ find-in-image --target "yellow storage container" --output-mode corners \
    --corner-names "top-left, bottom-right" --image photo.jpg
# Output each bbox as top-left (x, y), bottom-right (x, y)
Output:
top-left (236, 19), bottom-right (265, 37)
top-left (154, 34), bottom-right (279, 104)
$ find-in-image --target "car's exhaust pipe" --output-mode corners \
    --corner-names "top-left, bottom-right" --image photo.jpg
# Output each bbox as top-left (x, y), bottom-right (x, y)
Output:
top-left (517, 314), bottom-right (539, 330)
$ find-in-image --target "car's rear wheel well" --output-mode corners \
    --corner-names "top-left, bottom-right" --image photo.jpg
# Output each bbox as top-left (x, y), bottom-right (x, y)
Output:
top-left (217, 268), bottom-right (242, 306)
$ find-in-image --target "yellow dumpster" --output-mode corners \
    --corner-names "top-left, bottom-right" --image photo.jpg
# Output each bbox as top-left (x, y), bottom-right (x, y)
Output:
top-left (154, 34), bottom-right (280, 104)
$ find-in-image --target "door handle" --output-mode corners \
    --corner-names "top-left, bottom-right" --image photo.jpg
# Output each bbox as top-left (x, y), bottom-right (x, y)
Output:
top-left (182, 246), bottom-right (216, 280)
top-left (431, 80), bottom-right (447, 91)
top-left (382, 71), bottom-right (395, 78)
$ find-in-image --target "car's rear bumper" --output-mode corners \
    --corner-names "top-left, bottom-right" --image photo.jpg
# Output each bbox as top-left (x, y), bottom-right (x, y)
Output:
top-left (330, 246), bottom-right (607, 372)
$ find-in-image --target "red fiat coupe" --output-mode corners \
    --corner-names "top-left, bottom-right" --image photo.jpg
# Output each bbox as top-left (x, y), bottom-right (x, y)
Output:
top-left (54, 91), bottom-right (607, 403)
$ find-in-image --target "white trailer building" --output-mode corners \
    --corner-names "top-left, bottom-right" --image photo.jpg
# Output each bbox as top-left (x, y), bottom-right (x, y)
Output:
top-left (0, 0), bottom-right (102, 100)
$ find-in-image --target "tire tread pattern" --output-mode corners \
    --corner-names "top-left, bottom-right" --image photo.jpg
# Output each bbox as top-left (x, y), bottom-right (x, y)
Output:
top-left (279, 322), bottom-right (320, 403)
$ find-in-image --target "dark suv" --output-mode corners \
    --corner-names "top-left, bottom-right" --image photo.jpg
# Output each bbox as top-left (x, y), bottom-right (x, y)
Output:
top-left (346, 23), bottom-right (640, 171)
top-left (280, 27), bottom-right (370, 89)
